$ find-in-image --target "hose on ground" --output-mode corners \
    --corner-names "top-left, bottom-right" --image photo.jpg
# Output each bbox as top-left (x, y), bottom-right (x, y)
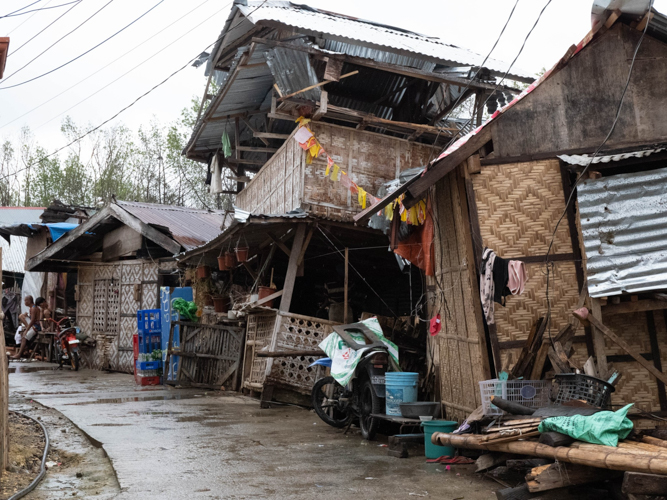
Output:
top-left (7, 410), bottom-right (50, 500)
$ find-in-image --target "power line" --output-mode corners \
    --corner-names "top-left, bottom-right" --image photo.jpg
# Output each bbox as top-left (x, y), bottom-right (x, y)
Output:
top-left (1, 0), bottom-right (165, 89)
top-left (1, 0), bottom-right (115, 84)
top-left (0, 0), bottom-right (43, 18)
top-left (1, 0), bottom-right (213, 129)
top-left (7, 0), bottom-right (53, 35)
top-left (8, 0), bottom-right (82, 57)
top-left (34, 1), bottom-right (227, 131)
top-left (2, 1), bottom-right (79, 18)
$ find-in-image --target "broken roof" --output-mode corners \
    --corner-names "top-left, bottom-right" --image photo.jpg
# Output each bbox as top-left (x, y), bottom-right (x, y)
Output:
top-left (24, 201), bottom-right (232, 272)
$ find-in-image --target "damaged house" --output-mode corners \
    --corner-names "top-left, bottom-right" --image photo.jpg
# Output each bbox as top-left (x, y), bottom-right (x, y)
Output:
top-left (177, 0), bottom-right (530, 403)
top-left (356, 5), bottom-right (667, 421)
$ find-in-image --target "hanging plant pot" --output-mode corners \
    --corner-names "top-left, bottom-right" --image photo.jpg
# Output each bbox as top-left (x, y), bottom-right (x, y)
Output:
top-left (204, 293), bottom-right (214, 307)
top-left (213, 296), bottom-right (230, 314)
top-left (224, 252), bottom-right (236, 268)
top-left (196, 265), bottom-right (211, 279)
top-left (217, 256), bottom-right (229, 271)
top-left (235, 247), bottom-right (249, 263)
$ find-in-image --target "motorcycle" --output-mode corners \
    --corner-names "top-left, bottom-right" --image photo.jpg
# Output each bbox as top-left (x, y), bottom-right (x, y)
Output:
top-left (48, 317), bottom-right (80, 371)
top-left (311, 322), bottom-right (392, 440)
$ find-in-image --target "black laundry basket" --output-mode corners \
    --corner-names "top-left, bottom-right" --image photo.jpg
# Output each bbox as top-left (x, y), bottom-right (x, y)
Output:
top-left (554, 373), bottom-right (615, 409)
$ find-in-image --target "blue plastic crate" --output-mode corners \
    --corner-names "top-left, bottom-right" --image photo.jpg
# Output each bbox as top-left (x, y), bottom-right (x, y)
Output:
top-left (138, 331), bottom-right (162, 354)
top-left (136, 360), bottom-right (162, 371)
top-left (137, 309), bottom-right (161, 334)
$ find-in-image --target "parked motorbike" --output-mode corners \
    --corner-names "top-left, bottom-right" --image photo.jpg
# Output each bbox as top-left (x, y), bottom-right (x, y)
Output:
top-left (311, 322), bottom-right (391, 440)
top-left (48, 317), bottom-right (80, 371)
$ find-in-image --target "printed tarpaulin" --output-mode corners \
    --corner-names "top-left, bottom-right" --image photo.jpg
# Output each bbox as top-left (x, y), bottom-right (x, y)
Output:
top-left (538, 404), bottom-right (634, 447)
top-left (319, 317), bottom-right (399, 386)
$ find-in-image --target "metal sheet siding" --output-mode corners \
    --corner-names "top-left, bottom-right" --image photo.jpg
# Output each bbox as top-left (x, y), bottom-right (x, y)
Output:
top-left (578, 166), bottom-right (667, 297)
top-left (0, 208), bottom-right (44, 273)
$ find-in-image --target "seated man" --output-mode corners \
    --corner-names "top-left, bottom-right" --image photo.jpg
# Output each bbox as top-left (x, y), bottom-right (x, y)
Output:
top-left (12, 295), bottom-right (41, 360)
top-left (36, 297), bottom-right (53, 332)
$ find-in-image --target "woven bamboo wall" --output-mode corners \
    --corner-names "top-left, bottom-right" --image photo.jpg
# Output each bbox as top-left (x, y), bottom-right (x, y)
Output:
top-left (471, 159), bottom-right (586, 373)
top-left (428, 171), bottom-right (487, 422)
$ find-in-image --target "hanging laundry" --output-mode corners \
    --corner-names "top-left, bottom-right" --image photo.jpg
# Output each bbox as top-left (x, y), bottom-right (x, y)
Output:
top-left (221, 131), bottom-right (232, 158)
top-left (340, 173), bottom-right (352, 189)
top-left (358, 187), bottom-right (367, 209)
top-left (210, 154), bottom-right (223, 194)
top-left (331, 164), bottom-right (340, 181)
top-left (293, 126), bottom-right (313, 144)
top-left (508, 260), bottom-right (527, 295)
top-left (325, 156), bottom-right (334, 176)
top-left (429, 314), bottom-right (441, 336)
top-left (480, 248), bottom-right (497, 325)
top-left (492, 254), bottom-right (511, 305)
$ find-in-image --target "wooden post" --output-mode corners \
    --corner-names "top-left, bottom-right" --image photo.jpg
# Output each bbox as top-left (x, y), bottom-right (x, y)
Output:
top-left (0, 247), bottom-right (7, 474)
top-left (344, 247), bottom-right (349, 324)
top-left (589, 297), bottom-right (609, 378)
top-left (278, 224), bottom-right (307, 313)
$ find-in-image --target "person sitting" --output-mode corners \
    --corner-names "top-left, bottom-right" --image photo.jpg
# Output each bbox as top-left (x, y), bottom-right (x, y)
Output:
top-left (36, 297), bottom-right (53, 332)
top-left (12, 295), bottom-right (41, 360)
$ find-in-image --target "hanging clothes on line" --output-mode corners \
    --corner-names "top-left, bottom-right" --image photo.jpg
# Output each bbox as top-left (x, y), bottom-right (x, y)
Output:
top-left (508, 260), bottom-right (527, 295)
top-left (480, 248), bottom-right (497, 325)
top-left (210, 154), bottom-right (223, 194)
top-left (480, 248), bottom-right (528, 325)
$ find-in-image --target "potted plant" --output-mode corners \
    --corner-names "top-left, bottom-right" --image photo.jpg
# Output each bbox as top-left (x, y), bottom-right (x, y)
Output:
top-left (235, 235), bottom-right (249, 263)
top-left (196, 265), bottom-right (211, 279)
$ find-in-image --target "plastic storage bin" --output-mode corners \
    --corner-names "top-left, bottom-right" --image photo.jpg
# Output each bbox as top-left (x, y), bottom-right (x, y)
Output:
top-left (137, 309), bottom-right (161, 334)
top-left (479, 379), bottom-right (551, 416)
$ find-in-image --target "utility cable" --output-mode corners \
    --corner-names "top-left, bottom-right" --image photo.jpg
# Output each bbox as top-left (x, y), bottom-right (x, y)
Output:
top-left (34, 1), bottom-right (227, 131)
top-left (2, 1), bottom-right (79, 18)
top-left (1, 0), bottom-right (115, 84)
top-left (0, 0), bottom-right (43, 18)
top-left (1, 0), bottom-right (212, 128)
top-left (8, 0), bottom-right (82, 57)
top-left (1, 0), bottom-right (166, 89)
top-left (7, 0), bottom-right (53, 35)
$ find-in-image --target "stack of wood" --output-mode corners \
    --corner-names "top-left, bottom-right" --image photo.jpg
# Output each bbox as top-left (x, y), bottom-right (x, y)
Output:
top-left (433, 396), bottom-right (667, 499)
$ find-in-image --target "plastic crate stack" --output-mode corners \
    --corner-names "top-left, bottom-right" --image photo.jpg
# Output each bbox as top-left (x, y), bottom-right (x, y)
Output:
top-left (135, 309), bottom-right (163, 386)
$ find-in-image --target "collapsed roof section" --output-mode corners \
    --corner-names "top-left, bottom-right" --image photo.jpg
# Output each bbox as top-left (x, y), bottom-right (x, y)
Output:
top-left (184, 0), bottom-right (532, 166)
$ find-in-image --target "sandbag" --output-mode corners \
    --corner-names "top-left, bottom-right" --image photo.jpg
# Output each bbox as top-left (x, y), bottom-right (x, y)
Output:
top-left (538, 403), bottom-right (633, 446)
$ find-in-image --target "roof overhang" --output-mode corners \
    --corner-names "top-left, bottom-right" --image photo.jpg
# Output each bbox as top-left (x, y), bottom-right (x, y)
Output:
top-left (0, 38), bottom-right (8, 80)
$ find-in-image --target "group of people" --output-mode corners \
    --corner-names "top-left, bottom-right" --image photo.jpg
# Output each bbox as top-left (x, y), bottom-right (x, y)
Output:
top-left (12, 295), bottom-right (52, 360)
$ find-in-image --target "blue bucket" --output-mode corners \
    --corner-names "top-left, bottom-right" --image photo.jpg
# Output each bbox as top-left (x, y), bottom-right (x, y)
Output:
top-left (385, 372), bottom-right (419, 416)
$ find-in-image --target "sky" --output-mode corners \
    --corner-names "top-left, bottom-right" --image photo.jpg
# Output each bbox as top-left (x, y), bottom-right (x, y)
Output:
top-left (0, 0), bottom-right (664, 152)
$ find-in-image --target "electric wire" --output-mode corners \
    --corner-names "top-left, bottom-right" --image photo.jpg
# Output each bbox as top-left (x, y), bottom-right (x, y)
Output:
top-left (7, 0), bottom-right (53, 35)
top-left (2, 1), bottom-right (78, 18)
top-left (1, 0), bottom-right (212, 128)
top-left (1, 0), bottom-right (115, 84)
top-left (8, 0), bottom-right (82, 57)
top-left (33, 1), bottom-right (228, 131)
top-left (543, 1), bottom-right (655, 334)
top-left (0, 0), bottom-right (43, 18)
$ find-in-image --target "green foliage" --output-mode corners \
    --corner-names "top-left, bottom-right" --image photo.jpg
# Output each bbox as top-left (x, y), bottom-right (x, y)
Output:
top-left (1, 92), bottom-right (234, 210)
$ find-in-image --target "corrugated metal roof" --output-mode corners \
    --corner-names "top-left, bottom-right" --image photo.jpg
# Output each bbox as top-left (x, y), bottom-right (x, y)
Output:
top-left (238, 1), bottom-right (533, 81)
top-left (0, 208), bottom-right (44, 274)
top-left (558, 145), bottom-right (667, 166)
top-left (578, 166), bottom-right (667, 297)
top-left (116, 201), bottom-right (232, 251)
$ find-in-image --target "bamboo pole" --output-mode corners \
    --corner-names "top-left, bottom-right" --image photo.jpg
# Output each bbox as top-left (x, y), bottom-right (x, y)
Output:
top-left (431, 433), bottom-right (667, 475)
top-left (0, 247), bottom-right (6, 474)
top-left (344, 247), bottom-right (349, 324)
top-left (643, 436), bottom-right (667, 449)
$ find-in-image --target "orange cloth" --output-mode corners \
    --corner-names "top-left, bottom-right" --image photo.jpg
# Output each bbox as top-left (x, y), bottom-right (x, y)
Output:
top-left (393, 202), bottom-right (434, 276)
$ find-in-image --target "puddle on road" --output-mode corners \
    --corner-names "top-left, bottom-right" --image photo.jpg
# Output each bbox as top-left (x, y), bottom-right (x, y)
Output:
top-left (9, 365), bottom-right (58, 374)
top-left (64, 394), bottom-right (205, 406)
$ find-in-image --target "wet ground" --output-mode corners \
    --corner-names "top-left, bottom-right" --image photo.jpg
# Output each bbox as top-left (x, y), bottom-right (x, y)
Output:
top-left (9, 362), bottom-right (497, 499)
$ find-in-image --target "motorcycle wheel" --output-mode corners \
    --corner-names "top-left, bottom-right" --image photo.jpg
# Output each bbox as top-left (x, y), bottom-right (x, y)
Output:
top-left (359, 378), bottom-right (381, 440)
top-left (70, 351), bottom-right (80, 371)
top-left (311, 376), bottom-right (352, 428)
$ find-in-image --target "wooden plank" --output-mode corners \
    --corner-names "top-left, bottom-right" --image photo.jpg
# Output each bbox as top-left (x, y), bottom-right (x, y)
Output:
top-left (268, 233), bottom-right (292, 257)
top-left (256, 349), bottom-right (325, 358)
top-left (277, 70), bottom-right (359, 101)
top-left (236, 146), bottom-right (278, 153)
top-left (296, 226), bottom-right (314, 267)
top-left (109, 204), bottom-right (181, 255)
top-left (574, 308), bottom-right (667, 386)
top-left (589, 298), bottom-right (608, 379)
top-left (102, 225), bottom-right (142, 261)
top-left (476, 453), bottom-right (515, 472)
top-left (240, 117), bottom-right (270, 146)
top-left (247, 289), bottom-right (283, 308)
top-left (353, 173), bottom-right (420, 225)
top-left (559, 164), bottom-right (585, 290)
top-left (405, 127), bottom-right (493, 207)
top-left (622, 471), bottom-right (667, 495)
top-left (526, 462), bottom-right (614, 492)
top-left (583, 356), bottom-right (598, 378)
top-left (602, 299), bottom-right (667, 315)
top-left (530, 339), bottom-right (551, 380)
top-left (252, 132), bottom-right (289, 140)
top-left (278, 224), bottom-right (307, 312)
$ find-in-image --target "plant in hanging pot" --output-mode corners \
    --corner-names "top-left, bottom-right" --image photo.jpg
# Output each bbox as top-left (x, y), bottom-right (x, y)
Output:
top-left (217, 254), bottom-right (229, 271)
top-left (235, 235), bottom-right (249, 263)
top-left (224, 251), bottom-right (236, 268)
top-left (196, 265), bottom-right (211, 279)
top-left (212, 295), bottom-right (230, 314)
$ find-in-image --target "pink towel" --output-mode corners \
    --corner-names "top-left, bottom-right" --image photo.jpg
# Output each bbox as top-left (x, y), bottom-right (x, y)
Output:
top-left (508, 260), bottom-right (527, 295)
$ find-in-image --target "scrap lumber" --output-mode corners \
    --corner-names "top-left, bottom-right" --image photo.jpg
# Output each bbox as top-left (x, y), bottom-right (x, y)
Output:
top-left (573, 307), bottom-right (667, 386)
top-left (642, 436), bottom-right (667, 449)
top-left (512, 318), bottom-right (546, 379)
top-left (476, 452), bottom-right (515, 472)
top-left (490, 396), bottom-right (535, 416)
top-left (430, 433), bottom-right (667, 475)
top-left (622, 471), bottom-right (667, 495)
top-left (526, 462), bottom-right (620, 492)
top-left (530, 338), bottom-right (551, 380)
top-left (583, 356), bottom-right (598, 378)
top-left (538, 431), bottom-right (574, 447)
top-left (506, 459), bottom-right (550, 470)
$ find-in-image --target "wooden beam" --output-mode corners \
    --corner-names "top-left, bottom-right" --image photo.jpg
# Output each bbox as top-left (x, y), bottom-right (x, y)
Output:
top-left (602, 299), bottom-right (667, 315)
top-left (647, 311), bottom-right (667, 411)
top-left (526, 462), bottom-right (617, 492)
top-left (235, 146), bottom-right (278, 153)
top-left (353, 173), bottom-right (420, 225)
top-left (109, 204), bottom-right (181, 255)
top-left (256, 348), bottom-right (325, 358)
top-left (622, 471), bottom-right (667, 495)
top-left (277, 70), bottom-right (358, 102)
top-left (247, 289), bottom-right (282, 308)
top-left (573, 307), bottom-right (667, 386)
top-left (405, 126), bottom-right (493, 207)
top-left (279, 224), bottom-right (307, 312)
top-left (268, 233), bottom-right (291, 257)
top-left (253, 132), bottom-right (290, 140)
top-left (312, 89), bottom-right (327, 121)
top-left (296, 226), bottom-right (314, 267)
top-left (241, 117), bottom-right (270, 146)
top-left (589, 297), bottom-right (609, 378)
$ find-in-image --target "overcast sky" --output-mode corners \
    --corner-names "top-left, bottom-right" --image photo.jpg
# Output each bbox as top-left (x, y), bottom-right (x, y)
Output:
top-left (1, 0), bottom-right (664, 151)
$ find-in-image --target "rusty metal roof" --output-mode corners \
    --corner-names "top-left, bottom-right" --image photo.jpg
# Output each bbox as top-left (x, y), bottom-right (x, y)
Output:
top-left (116, 201), bottom-right (232, 251)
